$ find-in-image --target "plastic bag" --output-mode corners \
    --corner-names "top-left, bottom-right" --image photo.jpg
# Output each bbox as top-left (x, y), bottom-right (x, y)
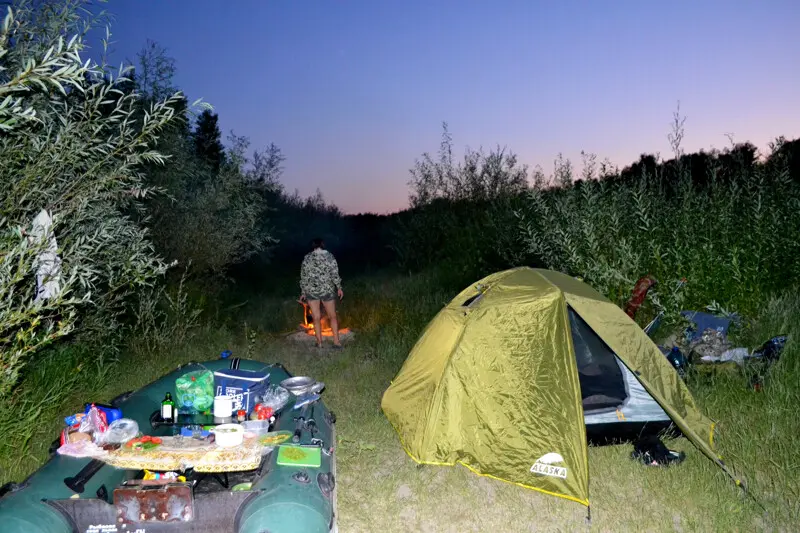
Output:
top-left (79, 405), bottom-right (109, 439)
top-left (57, 440), bottom-right (109, 459)
top-left (260, 385), bottom-right (290, 412)
top-left (175, 369), bottom-right (214, 413)
top-left (96, 418), bottom-right (139, 445)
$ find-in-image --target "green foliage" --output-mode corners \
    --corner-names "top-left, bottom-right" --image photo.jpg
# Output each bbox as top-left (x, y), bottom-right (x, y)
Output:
top-left (146, 130), bottom-right (274, 278)
top-left (193, 109), bottom-right (224, 171)
top-left (396, 117), bottom-right (800, 325)
top-left (408, 122), bottom-right (529, 207)
top-left (0, 286), bottom-right (210, 485)
top-left (0, 223), bottom-right (80, 395)
top-left (395, 122), bottom-right (531, 280)
top-left (125, 40), bottom-right (277, 282)
top-left (516, 138), bottom-right (800, 320)
top-left (688, 288), bottom-right (800, 525)
top-left (126, 268), bottom-right (203, 357)
top-left (238, 171), bottom-right (348, 278)
top-left (391, 195), bottom-right (527, 281)
top-left (135, 39), bottom-right (178, 103)
top-left (0, 0), bottom-right (186, 396)
top-left (0, 342), bottom-right (110, 469)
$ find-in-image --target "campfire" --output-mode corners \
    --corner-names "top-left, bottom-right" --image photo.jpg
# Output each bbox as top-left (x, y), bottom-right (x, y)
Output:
top-left (300, 302), bottom-right (351, 337)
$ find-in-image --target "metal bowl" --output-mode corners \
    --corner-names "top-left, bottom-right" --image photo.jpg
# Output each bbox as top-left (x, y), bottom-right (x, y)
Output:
top-left (280, 376), bottom-right (317, 396)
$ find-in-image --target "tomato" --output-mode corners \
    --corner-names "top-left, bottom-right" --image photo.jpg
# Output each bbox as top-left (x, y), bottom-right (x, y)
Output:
top-left (141, 435), bottom-right (151, 443)
top-left (151, 437), bottom-right (162, 444)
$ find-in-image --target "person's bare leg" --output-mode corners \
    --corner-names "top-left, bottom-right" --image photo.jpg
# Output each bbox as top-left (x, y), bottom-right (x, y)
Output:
top-left (308, 299), bottom-right (323, 347)
top-left (322, 299), bottom-right (341, 346)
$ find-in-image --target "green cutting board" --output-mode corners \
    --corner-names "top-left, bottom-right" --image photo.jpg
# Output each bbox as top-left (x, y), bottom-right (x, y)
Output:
top-left (276, 445), bottom-right (322, 468)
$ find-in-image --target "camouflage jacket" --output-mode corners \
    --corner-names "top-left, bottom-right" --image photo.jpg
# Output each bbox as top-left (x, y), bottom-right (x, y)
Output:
top-left (300, 249), bottom-right (342, 297)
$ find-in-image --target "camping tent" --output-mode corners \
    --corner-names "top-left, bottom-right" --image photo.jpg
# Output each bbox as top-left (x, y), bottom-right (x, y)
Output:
top-left (381, 267), bottom-right (737, 507)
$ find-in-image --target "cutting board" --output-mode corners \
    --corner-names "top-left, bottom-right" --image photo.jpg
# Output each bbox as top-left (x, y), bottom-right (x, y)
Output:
top-left (276, 445), bottom-right (322, 468)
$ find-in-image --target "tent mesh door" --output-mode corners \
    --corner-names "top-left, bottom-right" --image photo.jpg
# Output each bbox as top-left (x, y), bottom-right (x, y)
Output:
top-left (567, 307), bottom-right (627, 411)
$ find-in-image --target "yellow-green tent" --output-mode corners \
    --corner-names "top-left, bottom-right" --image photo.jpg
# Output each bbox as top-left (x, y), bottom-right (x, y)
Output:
top-left (381, 267), bottom-right (737, 506)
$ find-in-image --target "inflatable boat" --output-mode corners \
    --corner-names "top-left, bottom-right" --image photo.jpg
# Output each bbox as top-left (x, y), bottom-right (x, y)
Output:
top-left (0, 358), bottom-right (338, 533)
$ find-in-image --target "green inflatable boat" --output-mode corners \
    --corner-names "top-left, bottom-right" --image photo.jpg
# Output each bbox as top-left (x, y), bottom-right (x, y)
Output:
top-left (0, 358), bottom-right (338, 533)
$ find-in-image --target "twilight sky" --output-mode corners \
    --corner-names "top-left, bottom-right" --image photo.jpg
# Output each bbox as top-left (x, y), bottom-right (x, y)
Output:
top-left (94, 0), bottom-right (799, 215)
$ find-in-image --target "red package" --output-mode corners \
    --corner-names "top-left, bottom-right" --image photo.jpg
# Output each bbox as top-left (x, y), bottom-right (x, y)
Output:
top-left (79, 404), bottom-right (109, 436)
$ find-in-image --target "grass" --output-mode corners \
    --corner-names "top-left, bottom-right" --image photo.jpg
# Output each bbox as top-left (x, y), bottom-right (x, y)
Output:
top-left (1, 267), bottom-right (797, 532)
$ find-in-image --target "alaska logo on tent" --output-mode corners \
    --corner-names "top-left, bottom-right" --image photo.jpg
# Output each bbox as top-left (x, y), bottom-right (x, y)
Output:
top-left (530, 452), bottom-right (568, 479)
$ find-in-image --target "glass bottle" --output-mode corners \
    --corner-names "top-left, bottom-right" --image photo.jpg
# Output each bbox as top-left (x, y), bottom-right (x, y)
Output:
top-left (161, 392), bottom-right (175, 422)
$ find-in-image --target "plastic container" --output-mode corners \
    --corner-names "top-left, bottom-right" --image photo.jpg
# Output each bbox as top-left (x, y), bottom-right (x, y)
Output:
top-left (213, 423), bottom-right (244, 448)
top-left (242, 420), bottom-right (272, 436)
top-left (214, 395), bottom-right (233, 418)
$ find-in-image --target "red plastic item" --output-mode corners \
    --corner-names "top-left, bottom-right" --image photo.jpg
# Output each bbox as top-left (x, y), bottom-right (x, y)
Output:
top-left (86, 403), bottom-right (109, 433)
top-left (253, 404), bottom-right (274, 420)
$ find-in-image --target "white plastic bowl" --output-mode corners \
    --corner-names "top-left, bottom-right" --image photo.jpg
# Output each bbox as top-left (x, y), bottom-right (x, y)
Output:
top-left (213, 423), bottom-right (244, 448)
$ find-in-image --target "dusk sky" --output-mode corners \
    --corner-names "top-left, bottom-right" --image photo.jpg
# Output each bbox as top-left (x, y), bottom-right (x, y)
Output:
top-left (96, 0), bottom-right (800, 215)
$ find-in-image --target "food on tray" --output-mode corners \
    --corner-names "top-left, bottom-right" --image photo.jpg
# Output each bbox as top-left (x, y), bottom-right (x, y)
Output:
top-left (259, 431), bottom-right (291, 446)
top-left (279, 446), bottom-right (307, 461)
top-left (125, 435), bottom-right (163, 451)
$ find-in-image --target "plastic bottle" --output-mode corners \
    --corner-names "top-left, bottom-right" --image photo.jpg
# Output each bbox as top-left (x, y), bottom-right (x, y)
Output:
top-left (667, 347), bottom-right (687, 377)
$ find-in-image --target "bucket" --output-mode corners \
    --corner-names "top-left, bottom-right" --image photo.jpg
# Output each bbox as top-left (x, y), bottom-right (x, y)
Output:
top-left (213, 395), bottom-right (233, 418)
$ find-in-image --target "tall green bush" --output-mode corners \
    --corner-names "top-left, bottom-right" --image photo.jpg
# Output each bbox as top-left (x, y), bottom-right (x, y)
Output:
top-left (0, 0), bottom-right (185, 396)
top-left (146, 131), bottom-right (274, 278)
top-left (395, 122), bottom-right (531, 279)
top-left (516, 140), bottom-right (800, 320)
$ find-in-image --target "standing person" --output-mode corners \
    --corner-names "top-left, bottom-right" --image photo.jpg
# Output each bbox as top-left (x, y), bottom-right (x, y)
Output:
top-left (299, 238), bottom-right (344, 349)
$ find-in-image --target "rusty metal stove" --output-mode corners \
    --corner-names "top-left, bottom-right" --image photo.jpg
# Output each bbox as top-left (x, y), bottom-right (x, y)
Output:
top-left (113, 480), bottom-right (194, 524)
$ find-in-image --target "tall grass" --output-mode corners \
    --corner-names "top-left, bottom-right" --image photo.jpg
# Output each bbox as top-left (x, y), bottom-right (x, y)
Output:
top-left (516, 142), bottom-right (800, 322)
top-left (0, 277), bottom-right (205, 485)
top-left (688, 289), bottom-right (800, 527)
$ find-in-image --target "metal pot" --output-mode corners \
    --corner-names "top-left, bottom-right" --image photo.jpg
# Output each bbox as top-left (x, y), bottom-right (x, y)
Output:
top-left (280, 376), bottom-right (325, 396)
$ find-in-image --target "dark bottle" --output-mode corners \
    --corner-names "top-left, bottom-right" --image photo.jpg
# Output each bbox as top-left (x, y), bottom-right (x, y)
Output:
top-left (161, 392), bottom-right (175, 421)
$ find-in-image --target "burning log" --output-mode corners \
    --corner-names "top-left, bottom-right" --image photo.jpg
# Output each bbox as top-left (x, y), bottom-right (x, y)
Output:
top-left (300, 301), bottom-right (350, 337)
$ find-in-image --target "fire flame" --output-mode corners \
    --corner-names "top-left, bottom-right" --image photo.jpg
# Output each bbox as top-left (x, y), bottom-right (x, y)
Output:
top-left (300, 302), bottom-right (350, 337)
